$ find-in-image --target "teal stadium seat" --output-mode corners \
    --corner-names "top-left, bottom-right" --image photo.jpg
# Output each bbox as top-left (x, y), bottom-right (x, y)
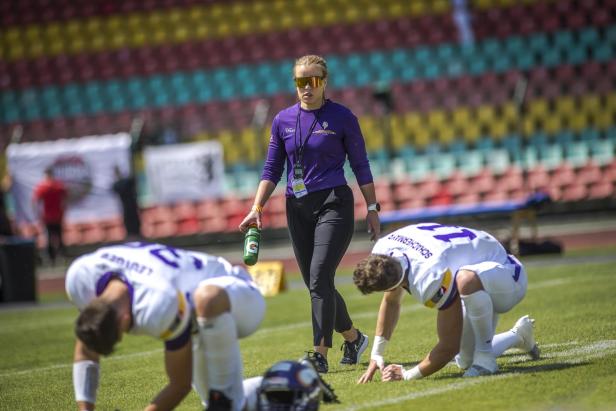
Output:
top-left (539, 144), bottom-right (564, 170)
top-left (83, 82), bottom-right (104, 113)
top-left (407, 155), bottom-right (431, 182)
top-left (1, 92), bottom-right (19, 123)
top-left (502, 134), bottom-right (523, 166)
top-left (590, 139), bottom-right (614, 166)
top-left (127, 78), bottom-right (148, 108)
top-left (565, 141), bottom-right (590, 168)
top-left (555, 130), bottom-right (575, 147)
top-left (579, 28), bottom-right (600, 49)
top-left (458, 149), bottom-right (484, 177)
top-left (169, 73), bottom-right (191, 105)
top-left (41, 86), bottom-right (62, 119)
top-left (431, 152), bottom-right (456, 180)
top-left (506, 36), bottom-right (532, 71)
top-left (106, 80), bottom-right (127, 112)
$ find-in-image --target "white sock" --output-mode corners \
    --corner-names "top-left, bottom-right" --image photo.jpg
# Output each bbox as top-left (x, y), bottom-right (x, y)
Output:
top-left (198, 312), bottom-right (244, 411)
top-left (492, 330), bottom-right (522, 357)
top-left (456, 304), bottom-right (475, 369)
top-left (461, 290), bottom-right (494, 354)
top-left (242, 376), bottom-right (263, 411)
top-left (191, 333), bottom-right (209, 407)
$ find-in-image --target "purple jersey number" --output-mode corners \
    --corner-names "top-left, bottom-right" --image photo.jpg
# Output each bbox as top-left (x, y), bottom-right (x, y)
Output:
top-left (417, 223), bottom-right (477, 242)
top-left (123, 242), bottom-right (203, 269)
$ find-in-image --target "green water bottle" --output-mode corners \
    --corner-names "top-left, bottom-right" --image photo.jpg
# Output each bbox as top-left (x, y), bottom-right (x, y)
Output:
top-left (243, 225), bottom-right (261, 266)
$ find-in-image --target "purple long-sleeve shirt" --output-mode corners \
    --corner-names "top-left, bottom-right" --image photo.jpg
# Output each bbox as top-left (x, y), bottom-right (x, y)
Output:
top-left (261, 100), bottom-right (373, 197)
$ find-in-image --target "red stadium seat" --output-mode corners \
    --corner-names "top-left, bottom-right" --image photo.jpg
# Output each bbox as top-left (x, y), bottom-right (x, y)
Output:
top-left (561, 184), bottom-right (588, 202)
top-left (197, 199), bottom-right (227, 233)
top-left (173, 201), bottom-right (200, 235)
top-left (588, 181), bottom-right (614, 199)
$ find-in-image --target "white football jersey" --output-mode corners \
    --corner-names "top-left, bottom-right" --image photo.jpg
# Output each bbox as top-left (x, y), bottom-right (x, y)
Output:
top-left (371, 223), bottom-right (508, 309)
top-left (65, 242), bottom-right (251, 342)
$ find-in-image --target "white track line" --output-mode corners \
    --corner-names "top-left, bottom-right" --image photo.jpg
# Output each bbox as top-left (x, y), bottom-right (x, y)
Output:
top-left (0, 277), bottom-right (576, 334)
top-left (0, 277), bottom-right (593, 377)
top-left (0, 348), bottom-right (162, 378)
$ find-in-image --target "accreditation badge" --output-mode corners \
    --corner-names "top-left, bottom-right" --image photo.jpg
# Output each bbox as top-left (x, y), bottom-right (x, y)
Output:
top-left (291, 178), bottom-right (308, 198)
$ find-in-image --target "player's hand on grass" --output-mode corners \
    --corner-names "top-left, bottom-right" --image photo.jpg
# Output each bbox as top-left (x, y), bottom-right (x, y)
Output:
top-left (357, 359), bottom-right (382, 384)
top-left (382, 364), bottom-right (404, 382)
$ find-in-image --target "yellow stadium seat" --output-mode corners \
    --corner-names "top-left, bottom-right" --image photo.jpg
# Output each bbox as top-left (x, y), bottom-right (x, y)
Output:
top-left (555, 96), bottom-right (576, 116)
top-left (566, 110), bottom-right (587, 132)
top-left (409, 1), bottom-right (427, 16)
top-left (429, 0), bottom-right (451, 13)
top-left (386, 115), bottom-right (404, 151)
top-left (412, 125), bottom-right (431, 149)
top-left (452, 107), bottom-right (471, 129)
top-left (438, 124), bottom-right (456, 146)
top-left (521, 117), bottom-right (536, 136)
top-left (43, 23), bottom-right (66, 56)
top-left (527, 99), bottom-right (549, 122)
top-left (488, 117), bottom-right (509, 140)
top-left (476, 105), bottom-right (496, 129)
top-left (582, 95), bottom-right (601, 116)
top-left (240, 129), bottom-right (260, 164)
top-left (64, 21), bottom-right (86, 54)
top-left (462, 120), bottom-right (481, 143)
top-left (543, 115), bottom-right (563, 135)
top-left (364, 3), bottom-right (384, 20)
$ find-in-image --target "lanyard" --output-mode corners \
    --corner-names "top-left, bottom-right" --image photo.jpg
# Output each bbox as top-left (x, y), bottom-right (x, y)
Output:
top-left (294, 103), bottom-right (321, 164)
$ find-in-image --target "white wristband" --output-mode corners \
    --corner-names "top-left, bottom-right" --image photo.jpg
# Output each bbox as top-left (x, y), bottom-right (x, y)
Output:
top-left (73, 360), bottom-right (100, 404)
top-left (402, 365), bottom-right (423, 380)
top-left (371, 335), bottom-right (388, 362)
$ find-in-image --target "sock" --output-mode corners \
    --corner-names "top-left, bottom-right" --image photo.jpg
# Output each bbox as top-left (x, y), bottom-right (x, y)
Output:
top-left (191, 332), bottom-right (209, 407)
top-left (492, 330), bottom-right (522, 357)
top-left (456, 305), bottom-right (475, 369)
top-left (198, 312), bottom-right (244, 411)
top-left (242, 376), bottom-right (263, 411)
top-left (461, 290), bottom-right (494, 354)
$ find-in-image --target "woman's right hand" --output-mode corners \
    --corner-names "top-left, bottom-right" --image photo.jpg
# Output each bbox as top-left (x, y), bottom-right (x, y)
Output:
top-left (238, 209), bottom-right (262, 233)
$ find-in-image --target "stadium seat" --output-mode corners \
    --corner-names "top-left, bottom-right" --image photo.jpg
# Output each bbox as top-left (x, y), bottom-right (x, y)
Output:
top-left (173, 201), bottom-right (200, 235)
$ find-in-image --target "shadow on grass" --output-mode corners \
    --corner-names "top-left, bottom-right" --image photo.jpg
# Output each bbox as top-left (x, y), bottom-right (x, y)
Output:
top-left (431, 360), bottom-right (589, 381)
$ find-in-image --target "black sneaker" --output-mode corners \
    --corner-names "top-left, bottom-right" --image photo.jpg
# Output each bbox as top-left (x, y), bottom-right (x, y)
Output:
top-left (206, 389), bottom-right (232, 411)
top-left (340, 330), bottom-right (369, 365)
top-left (302, 350), bottom-right (329, 374)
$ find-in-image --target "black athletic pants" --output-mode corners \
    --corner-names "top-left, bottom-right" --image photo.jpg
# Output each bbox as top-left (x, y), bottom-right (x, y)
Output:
top-left (286, 185), bottom-right (355, 347)
top-left (45, 222), bottom-right (65, 263)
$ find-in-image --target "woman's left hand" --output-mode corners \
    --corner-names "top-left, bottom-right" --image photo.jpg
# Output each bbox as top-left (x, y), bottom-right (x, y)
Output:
top-left (366, 211), bottom-right (381, 241)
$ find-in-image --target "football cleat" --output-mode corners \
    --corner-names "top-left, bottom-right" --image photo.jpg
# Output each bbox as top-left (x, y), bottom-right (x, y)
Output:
top-left (301, 351), bottom-right (329, 374)
top-left (340, 330), bottom-right (369, 365)
top-left (463, 364), bottom-right (497, 378)
top-left (511, 315), bottom-right (540, 360)
top-left (463, 351), bottom-right (498, 378)
top-left (206, 389), bottom-right (232, 411)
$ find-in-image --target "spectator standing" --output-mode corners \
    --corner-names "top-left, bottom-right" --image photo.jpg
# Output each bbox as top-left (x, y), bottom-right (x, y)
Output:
top-left (239, 54), bottom-right (381, 373)
top-left (32, 167), bottom-right (67, 264)
top-left (111, 166), bottom-right (141, 239)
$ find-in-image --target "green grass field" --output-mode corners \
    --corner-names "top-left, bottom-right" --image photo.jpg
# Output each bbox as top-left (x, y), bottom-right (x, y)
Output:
top-left (1, 248), bottom-right (616, 411)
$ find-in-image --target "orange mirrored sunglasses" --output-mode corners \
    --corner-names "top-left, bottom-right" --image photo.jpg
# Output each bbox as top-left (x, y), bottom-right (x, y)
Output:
top-left (294, 76), bottom-right (324, 88)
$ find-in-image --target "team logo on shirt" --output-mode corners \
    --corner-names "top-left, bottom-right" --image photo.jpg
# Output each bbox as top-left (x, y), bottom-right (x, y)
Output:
top-left (314, 121), bottom-right (336, 135)
top-left (51, 155), bottom-right (93, 202)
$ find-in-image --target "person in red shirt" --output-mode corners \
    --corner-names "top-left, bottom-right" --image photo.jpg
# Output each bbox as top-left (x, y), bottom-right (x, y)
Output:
top-left (32, 167), bottom-right (68, 264)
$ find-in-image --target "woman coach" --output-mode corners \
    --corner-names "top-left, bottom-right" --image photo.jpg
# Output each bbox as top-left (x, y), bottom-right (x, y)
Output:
top-left (239, 54), bottom-right (380, 373)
